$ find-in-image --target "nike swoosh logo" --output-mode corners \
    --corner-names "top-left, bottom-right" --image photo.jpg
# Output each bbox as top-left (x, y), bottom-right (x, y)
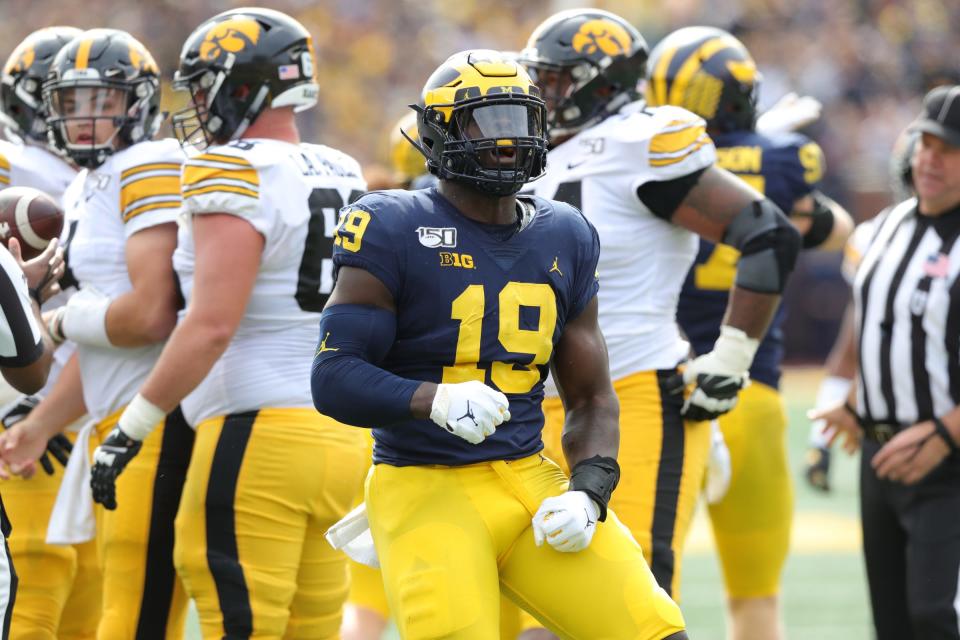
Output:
top-left (567, 159), bottom-right (587, 170)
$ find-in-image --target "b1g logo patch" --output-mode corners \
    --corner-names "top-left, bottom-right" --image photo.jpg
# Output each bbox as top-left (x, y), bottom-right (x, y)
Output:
top-left (417, 226), bottom-right (457, 248)
top-left (439, 252), bottom-right (474, 269)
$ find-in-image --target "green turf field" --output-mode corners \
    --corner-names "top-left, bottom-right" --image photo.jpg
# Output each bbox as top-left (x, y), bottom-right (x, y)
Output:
top-left (186, 368), bottom-right (872, 639)
top-left (680, 367), bottom-right (872, 639)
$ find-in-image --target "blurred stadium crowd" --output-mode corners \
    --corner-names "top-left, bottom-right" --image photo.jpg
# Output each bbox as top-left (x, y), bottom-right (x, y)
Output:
top-left (1, 0), bottom-right (957, 358)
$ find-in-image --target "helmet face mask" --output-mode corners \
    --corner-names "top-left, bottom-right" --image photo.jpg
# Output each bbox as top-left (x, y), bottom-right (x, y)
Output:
top-left (520, 9), bottom-right (648, 142)
top-left (47, 83), bottom-right (130, 159)
top-left (43, 29), bottom-right (161, 168)
top-left (172, 9), bottom-right (318, 151)
top-left (416, 50), bottom-right (548, 197)
top-left (1, 26), bottom-right (82, 148)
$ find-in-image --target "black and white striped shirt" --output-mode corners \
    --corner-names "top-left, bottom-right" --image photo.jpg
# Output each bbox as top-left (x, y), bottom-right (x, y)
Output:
top-left (0, 245), bottom-right (42, 368)
top-left (855, 198), bottom-right (960, 426)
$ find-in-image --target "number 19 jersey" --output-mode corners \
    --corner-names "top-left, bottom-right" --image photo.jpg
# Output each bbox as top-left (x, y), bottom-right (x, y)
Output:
top-left (175, 139), bottom-right (365, 426)
top-left (332, 188), bottom-right (600, 467)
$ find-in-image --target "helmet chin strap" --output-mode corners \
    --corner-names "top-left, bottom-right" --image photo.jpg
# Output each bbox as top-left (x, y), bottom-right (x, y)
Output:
top-left (231, 84), bottom-right (269, 141)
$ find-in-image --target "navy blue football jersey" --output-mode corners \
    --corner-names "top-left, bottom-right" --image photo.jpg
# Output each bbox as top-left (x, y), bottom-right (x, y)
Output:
top-left (332, 187), bottom-right (600, 466)
top-left (677, 130), bottom-right (825, 389)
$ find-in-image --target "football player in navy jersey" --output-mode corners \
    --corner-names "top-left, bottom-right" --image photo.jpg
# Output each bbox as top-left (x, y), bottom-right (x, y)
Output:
top-left (646, 27), bottom-right (853, 640)
top-left (313, 50), bottom-right (687, 640)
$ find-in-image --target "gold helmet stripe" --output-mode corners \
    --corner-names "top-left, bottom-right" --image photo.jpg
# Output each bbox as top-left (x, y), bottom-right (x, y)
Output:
top-left (649, 42), bottom-right (679, 107)
top-left (75, 37), bottom-right (94, 70)
top-left (667, 37), bottom-right (730, 108)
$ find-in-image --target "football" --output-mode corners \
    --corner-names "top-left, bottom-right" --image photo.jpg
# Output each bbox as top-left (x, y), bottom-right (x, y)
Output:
top-left (0, 186), bottom-right (64, 260)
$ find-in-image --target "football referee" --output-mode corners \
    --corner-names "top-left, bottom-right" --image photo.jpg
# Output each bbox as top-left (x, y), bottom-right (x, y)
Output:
top-left (816, 85), bottom-right (960, 640)
top-left (0, 235), bottom-right (62, 638)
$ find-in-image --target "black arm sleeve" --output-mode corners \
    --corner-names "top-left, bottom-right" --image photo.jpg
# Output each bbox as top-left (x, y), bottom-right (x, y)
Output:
top-left (799, 192), bottom-right (836, 249)
top-left (635, 167), bottom-right (708, 220)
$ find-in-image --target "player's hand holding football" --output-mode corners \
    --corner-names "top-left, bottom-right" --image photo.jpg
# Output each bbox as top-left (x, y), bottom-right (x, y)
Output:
top-left (532, 491), bottom-right (599, 552)
top-left (9, 237), bottom-right (64, 304)
top-left (429, 380), bottom-right (510, 445)
top-left (672, 326), bottom-right (757, 421)
top-left (91, 426), bottom-right (142, 510)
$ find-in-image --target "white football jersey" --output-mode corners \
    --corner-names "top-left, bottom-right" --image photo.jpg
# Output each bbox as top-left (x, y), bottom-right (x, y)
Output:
top-left (0, 139), bottom-right (76, 200)
top-left (528, 101), bottom-right (716, 389)
top-left (69, 138), bottom-right (183, 421)
top-left (175, 139), bottom-right (366, 426)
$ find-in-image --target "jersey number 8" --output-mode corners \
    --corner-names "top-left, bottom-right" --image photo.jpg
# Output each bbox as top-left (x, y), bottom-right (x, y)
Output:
top-left (297, 187), bottom-right (364, 312)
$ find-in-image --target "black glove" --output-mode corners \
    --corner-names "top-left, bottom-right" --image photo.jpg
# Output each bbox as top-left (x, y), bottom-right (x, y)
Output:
top-left (0, 396), bottom-right (73, 475)
top-left (666, 372), bottom-right (748, 422)
top-left (90, 427), bottom-right (141, 510)
top-left (804, 445), bottom-right (831, 492)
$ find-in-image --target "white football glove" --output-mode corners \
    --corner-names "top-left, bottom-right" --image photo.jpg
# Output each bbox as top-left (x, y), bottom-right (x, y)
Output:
top-left (532, 491), bottom-right (599, 553)
top-left (705, 421), bottom-right (732, 504)
top-left (674, 326), bottom-right (758, 422)
top-left (429, 381), bottom-right (510, 445)
top-left (755, 92), bottom-right (823, 136)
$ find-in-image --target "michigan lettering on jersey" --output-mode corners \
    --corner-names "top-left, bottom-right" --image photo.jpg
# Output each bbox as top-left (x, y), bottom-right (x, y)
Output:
top-left (119, 161), bottom-right (182, 222)
top-left (182, 150), bottom-right (260, 202)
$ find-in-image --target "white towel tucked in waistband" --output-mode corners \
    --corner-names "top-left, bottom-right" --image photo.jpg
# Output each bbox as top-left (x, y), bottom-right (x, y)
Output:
top-left (46, 419), bottom-right (96, 545)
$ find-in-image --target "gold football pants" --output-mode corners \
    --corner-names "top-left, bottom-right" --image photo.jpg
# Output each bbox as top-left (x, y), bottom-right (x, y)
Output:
top-left (708, 382), bottom-right (792, 598)
top-left (540, 369), bottom-right (711, 599)
top-left (2, 430), bottom-right (101, 640)
top-left (366, 453), bottom-right (685, 640)
top-left (174, 409), bottom-right (368, 639)
top-left (94, 407), bottom-right (193, 639)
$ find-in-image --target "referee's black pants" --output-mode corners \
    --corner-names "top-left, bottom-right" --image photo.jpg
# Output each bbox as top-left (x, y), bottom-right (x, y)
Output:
top-left (862, 439), bottom-right (960, 640)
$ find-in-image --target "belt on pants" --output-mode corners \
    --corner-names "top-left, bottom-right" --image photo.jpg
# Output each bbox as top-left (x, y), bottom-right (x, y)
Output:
top-left (861, 421), bottom-right (901, 444)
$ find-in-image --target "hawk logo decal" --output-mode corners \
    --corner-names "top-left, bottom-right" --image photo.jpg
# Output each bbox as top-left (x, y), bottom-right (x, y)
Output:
top-left (571, 19), bottom-right (632, 57)
top-left (200, 16), bottom-right (262, 62)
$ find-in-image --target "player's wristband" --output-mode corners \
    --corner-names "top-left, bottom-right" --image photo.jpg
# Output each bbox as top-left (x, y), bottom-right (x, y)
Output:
top-left (46, 307), bottom-right (66, 345)
top-left (569, 455), bottom-right (620, 522)
top-left (932, 417), bottom-right (959, 455)
top-left (118, 393), bottom-right (165, 442)
top-left (61, 289), bottom-right (112, 348)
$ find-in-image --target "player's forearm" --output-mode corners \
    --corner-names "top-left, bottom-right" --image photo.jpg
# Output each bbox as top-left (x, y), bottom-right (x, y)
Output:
top-left (825, 302), bottom-right (858, 379)
top-left (722, 287), bottom-right (780, 340)
top-left (22, 352), bottom-right (86, 438)
top-left (104, 287), bottom-right (179, 348)
top-left (312, 304), bottom-right (421, 427)
top-left (2, 351), bottom-right (52, 395)
top-left (138, 312), bottom-right (232, 414)
top-left (561, 391), bottom-right (620, 468)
